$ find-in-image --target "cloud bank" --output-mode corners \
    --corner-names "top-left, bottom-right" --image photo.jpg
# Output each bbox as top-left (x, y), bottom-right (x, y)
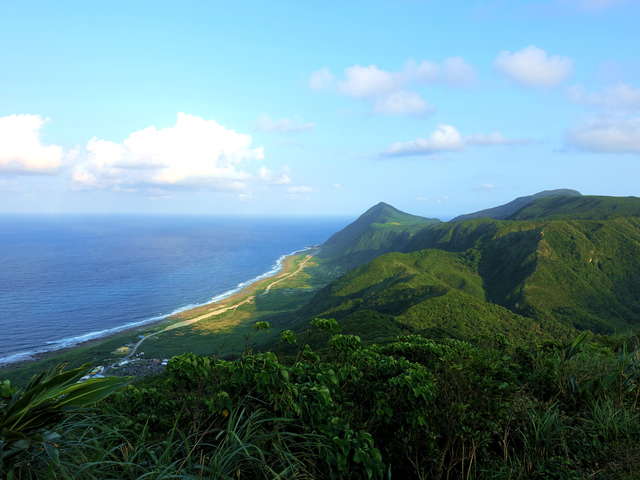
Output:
top-left (566, 116), bottom-right (640, 153)
top-left (0, 114), bottom-right (64, 174)
top-left (309, 57), bottom-right (476, 116)
top-left (72, 113), bottom-right (265, 191)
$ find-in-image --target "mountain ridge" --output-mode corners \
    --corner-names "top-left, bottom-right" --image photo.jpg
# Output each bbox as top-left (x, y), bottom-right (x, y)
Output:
top-left (451, 189), bottom-right (582, 222)
top-left (307, 191), bottom-right (640, 344)
top-left (510, 194), bottom-right (640, 220)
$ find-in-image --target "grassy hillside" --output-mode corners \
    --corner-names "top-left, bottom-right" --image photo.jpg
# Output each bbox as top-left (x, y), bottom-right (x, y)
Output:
top-left (412, 216), bottom-right (640, 332)
top-left (451, 188), bottom-right (581, 222)
top-left (301, 213), bottom-right (640, 344)
top-left (510, 194), bottom-right (640, 220)
top-left (299, 248), bottom-right (573, 345)
top-left (317, 202), bottom-right (439, 270)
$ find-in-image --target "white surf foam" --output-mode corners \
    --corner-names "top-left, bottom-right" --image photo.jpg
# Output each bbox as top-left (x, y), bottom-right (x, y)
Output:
top-left (0, 246), bottom-right (315, 366)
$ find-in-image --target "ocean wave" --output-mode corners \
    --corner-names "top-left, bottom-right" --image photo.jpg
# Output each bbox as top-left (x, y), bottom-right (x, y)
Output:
top-left (0, 246), bottom-right (314, 366)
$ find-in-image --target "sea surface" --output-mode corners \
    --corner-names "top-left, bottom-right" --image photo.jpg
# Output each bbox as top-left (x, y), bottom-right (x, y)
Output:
top-left (0, 215), bottom-right (348, 365)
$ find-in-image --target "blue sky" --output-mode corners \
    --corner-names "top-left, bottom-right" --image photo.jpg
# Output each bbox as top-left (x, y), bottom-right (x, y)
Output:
top-left (1, 0), bottom-right (638, 218)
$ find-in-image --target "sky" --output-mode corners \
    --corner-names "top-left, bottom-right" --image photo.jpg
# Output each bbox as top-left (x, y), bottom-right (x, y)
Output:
top-left (1, 0), bottom-right (639, 219)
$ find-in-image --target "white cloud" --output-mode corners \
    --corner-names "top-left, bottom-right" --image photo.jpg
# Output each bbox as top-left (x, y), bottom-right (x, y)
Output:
top-left (308, 57), bottom-right (476, 116)
top-left (309, 68), bottom-right (335, 90)
top-left (495, 46), bottom-right (573, 87)
top-left (339, 65), bottom-right (399, 98)
top-left (73, 113), bottom-right (265, 191)
top-left (568, 83), bottom-right (640, 111)
top-left (373, 91), bottom-right (432, 116)
top-left (566, 116), bottom-right (640, 153)
top-left (336, 58), bottom-right (477, 99)
top-left (287, 185), bottom-right (313, 194)
top-left (384, 125), bottom-right (532, 157)
top-left (478, 183), bottom-right (496, 191)
top-left (0, 114), bottom-right (64, 174)
top-left (385, 125), bottom-right (465, 156)
top-left (255, 115), bottom-right (315, 133)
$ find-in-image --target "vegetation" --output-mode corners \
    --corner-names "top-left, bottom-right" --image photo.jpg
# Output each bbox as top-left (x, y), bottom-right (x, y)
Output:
top-left (4, 193), bottom-right (640, 478)
top-left (402, 216), bottom-right (640, 333)
top-left (451, 189), bottom-right (582, 222)
top-left (298, 248), bottom-right (573, 345)
top-left (4, 330), bottom-right (640, 479)
top-left (1, 365), bottom-right (128, 477)
top-left (318, 202), bottom-right (439, 270)
top-left (509, 195), bottom-right (640, 221)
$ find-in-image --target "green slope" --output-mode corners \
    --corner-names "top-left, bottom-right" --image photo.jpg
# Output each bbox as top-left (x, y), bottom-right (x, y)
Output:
top-left (515, 217), bottom-right (640, 331)
top-left (317, 201), bottom-right (439, 270)
top-left (407, 216), bottom-right (640, 332)
top-left (451, 189), bottom-right (581, 222)
top-left (300, 248), bottom-right (572, 344)
top-left (509, 194), bottom-right (640, 220)
top-left (301, 201), bottom-right (640, 344)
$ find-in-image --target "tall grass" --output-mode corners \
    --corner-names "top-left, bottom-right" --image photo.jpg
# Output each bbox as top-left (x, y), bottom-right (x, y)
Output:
top-left (584, 397), bottom-right (639, 443)
top-left (23, 407), bottom-right (325, 480)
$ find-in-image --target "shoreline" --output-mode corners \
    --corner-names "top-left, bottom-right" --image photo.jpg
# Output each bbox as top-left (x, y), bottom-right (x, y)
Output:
top-left (0, 247), bottom-right (317, 370)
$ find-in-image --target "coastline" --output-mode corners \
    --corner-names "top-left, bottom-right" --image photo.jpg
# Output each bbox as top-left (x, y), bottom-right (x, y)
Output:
top-left (0, 246), bottom-right (317, 370)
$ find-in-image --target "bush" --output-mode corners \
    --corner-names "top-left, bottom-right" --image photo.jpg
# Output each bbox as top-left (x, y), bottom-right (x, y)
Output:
top-left (4, 332), bottom-right (640, 479)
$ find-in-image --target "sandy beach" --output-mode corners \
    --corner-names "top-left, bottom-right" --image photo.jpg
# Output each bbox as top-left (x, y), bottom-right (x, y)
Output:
top-left (114, 253), bottom-right (315, 363)
top-left (0, 249), bottom-right (316, 375)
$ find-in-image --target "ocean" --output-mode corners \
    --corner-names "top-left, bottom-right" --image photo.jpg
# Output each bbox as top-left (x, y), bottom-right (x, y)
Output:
top-left (0, 215), bottom-right (348, 365)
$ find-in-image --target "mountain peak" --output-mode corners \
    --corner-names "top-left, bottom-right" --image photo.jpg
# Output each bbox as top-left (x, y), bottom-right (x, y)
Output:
top-left (318, 202), bottom-right (440, 269)
top-left (366, 201), bottom-right (397, 212)
top-left (363, 201), bottom-right (399, 217)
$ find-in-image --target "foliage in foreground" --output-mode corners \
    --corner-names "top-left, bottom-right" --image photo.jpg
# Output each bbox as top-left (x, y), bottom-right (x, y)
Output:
top-left (4, 328), bottom-right (640, 479)
top-left (0, 364), bottom-right (128, 478)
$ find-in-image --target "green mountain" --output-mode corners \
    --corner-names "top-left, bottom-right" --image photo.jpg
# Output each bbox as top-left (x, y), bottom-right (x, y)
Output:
top-left (317, 201), bottom-right (439, 270)
top-left (451, 188), bottom-right (581, 222)
top-left (509, 194), bottom-right (640, 220)
top-left (406, 216), bottom-right (640, 332)
top-left (301, 195), bottom-right (640, 343)
top-left (301, 247), bottom-right (573, 344)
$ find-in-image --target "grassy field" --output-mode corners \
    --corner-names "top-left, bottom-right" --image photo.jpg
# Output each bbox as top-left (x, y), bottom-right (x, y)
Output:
top-left (0, 250), bottom-right (337, 385)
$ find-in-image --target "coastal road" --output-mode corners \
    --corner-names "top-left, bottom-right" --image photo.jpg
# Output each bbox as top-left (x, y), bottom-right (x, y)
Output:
top-left (263, 254), bottom-right (313, 293)
top-left (116, 295), bottom-right (255, 365)
top-left (106, 254), bottom-right (314, 371)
